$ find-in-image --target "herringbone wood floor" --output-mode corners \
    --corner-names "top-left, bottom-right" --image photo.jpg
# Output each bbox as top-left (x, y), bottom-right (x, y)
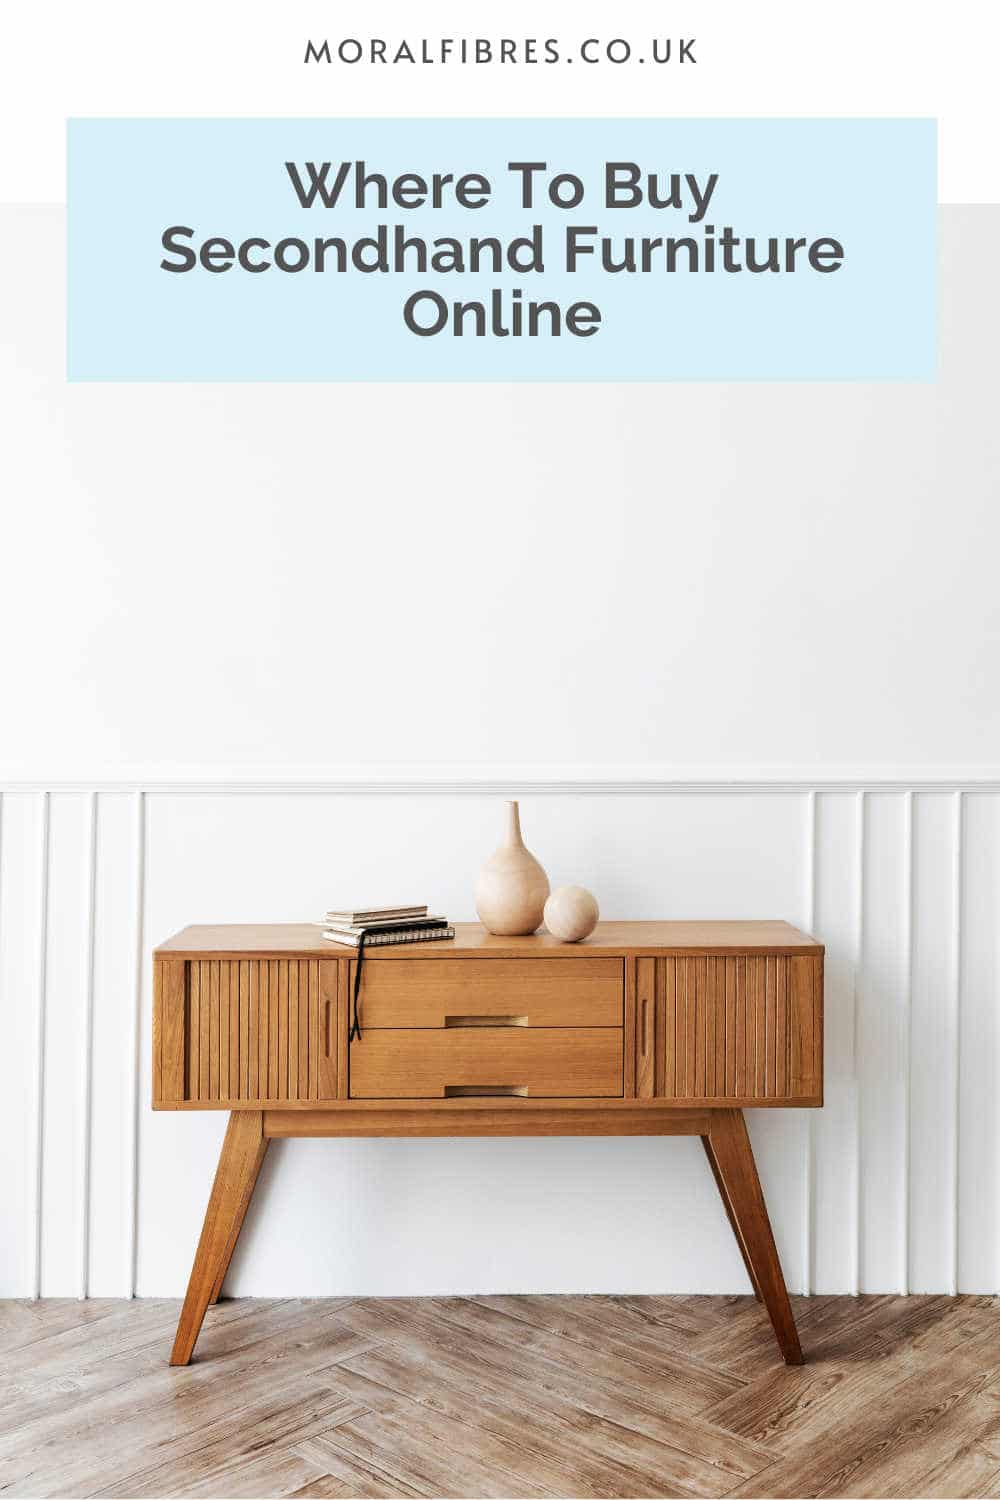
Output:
top-left (1, 1295), bottom-right (999, 1498)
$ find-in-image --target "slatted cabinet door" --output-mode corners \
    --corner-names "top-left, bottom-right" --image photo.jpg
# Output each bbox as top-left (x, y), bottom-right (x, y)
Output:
top-left (634, 953), bottom-right (823, 1105)
top-left (154, 958), bottom-right (344, 1106)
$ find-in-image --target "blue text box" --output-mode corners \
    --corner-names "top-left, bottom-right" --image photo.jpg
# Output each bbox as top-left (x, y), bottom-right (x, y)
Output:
top-left (67, 117), bottom-right (936, 381)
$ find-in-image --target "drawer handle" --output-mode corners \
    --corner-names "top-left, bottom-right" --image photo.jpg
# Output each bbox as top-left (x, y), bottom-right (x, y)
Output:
top-left (444, 1014), bottom-right (528, 1028)
top-left (444, 1084), bottom-right (528, 1098)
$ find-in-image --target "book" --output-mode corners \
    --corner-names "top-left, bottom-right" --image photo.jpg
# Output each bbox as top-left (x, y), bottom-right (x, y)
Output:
top-left (323, 911), bottom-right (441, 932)
top-left (324, 916), bottom-right (449, 937)
top-left (323, 926), bottom-right (455, 948)
top-left (324, 905), bottom-right (427, 924)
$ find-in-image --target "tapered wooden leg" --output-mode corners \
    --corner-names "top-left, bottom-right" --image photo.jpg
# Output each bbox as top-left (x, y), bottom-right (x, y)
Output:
top-left (170, 1111), bottom-right (266, 1365)
top-left (207, 1134), bottom-right (269, 1305)
top-left (701, 1135), bottom-right (762, 1301)
top-left (706, 1109), bottom-right (804, 1365)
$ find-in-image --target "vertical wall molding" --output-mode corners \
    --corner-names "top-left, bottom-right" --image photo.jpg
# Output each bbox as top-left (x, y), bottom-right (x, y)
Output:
top-left (951, 790), bottom-right (965, 1296)
top-left (78, 791), bottom-right (98, 1300)
top-left (852, 789), bottom-right (867, 1297)
top-left (803, 789), bottom-right (817, 1296)
top-left (900, 790), bottom-right (914, 1295)
top-left (31, 792), bottom-right (50, 1300)
top-left (2, 775), bottom-right (995, 1298)
top-left (125, 790), bottom-right (146, 1298)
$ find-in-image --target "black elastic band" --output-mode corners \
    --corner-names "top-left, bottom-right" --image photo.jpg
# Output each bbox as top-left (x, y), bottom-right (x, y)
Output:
top-left (349, 928), bottom-right (370, 1043)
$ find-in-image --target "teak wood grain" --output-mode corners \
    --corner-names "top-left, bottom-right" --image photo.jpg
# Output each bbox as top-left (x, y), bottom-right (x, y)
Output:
top-left (349, 955), bottom-right (624, 1028)
top-left (707, 1110), bottom-right (803, 1363)
top-left (347, 1026), bottom-right (624, 1099)
top-left (635, 954), bottom-right (822, 1105)
top-left (169, 1110), bottom-right (267, 1365)
top-left (265, 1104), bottom-right (715, 1137)
top-left (154, 920), bottom-right (823, 1367)
top-left (157, 919), bottom-right (822, 957)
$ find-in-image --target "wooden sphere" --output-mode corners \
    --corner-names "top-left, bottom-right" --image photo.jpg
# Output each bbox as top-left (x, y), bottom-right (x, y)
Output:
top-left (544, 886), bottom-right (599, 943)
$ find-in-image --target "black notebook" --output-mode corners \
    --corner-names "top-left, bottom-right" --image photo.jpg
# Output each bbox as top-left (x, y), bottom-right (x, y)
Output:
top-left (324, 923), bottom-right (455, 948)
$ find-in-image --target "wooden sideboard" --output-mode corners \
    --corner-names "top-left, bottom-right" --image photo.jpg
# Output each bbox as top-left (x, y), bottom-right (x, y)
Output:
top-left (154, 921), bottom-right (823, 1366)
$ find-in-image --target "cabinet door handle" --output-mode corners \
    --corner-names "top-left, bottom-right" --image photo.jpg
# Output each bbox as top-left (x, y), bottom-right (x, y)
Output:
top-left (640, 995), bottom-right (650, 1056)
top-left (444, 1014), bottom-right (528, 1028)
top-left (444, 1084), bottom-right (528, 1098)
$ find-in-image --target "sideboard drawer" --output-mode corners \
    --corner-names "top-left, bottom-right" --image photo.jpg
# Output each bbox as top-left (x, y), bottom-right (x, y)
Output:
top-left (352, 957), bottom-right (624, 1029)
top-left (349, 1027), bottom-right (624, 1098)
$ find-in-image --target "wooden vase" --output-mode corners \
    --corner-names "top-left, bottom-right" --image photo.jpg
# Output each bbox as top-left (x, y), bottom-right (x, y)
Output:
top-left (475, 801), bottom-right (551, 936)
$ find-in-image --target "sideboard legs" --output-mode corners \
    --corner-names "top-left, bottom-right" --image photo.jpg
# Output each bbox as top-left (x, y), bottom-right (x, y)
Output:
top-left (701, 1135), bottom-right (762, 1302)
top-left (705, 1110), bottom-right (804, 1366)
top-left (167, 1106), bottom-right (802, 1367)
top-left (208, 1128), bottom-right (270, 1307)
top-left (170, 1111), bottom-right (268, 1366)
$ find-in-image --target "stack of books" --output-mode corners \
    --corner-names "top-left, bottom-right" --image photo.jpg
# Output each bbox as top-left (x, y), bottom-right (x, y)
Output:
top-left (321, 904), bottom-right (455, 948)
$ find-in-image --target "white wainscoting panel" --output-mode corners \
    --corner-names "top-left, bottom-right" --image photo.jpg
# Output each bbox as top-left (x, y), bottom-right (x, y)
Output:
top-left (958, 795), bottom-right (1000, 1293)
top-left (1, 779), bottom-right (997, 1298)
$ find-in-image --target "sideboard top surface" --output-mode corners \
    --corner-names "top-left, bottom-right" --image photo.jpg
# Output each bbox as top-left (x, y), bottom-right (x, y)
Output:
top-left (156, 920), bottom-right (823, 959)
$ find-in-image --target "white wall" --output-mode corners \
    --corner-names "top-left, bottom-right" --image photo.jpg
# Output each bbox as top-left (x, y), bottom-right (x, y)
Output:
top-left (0, 783), bottom-right (997, 1298)
top-left (3, 208), bottom-right (999, 776)
top-left (1, 205), bottom-right (998, 1296)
